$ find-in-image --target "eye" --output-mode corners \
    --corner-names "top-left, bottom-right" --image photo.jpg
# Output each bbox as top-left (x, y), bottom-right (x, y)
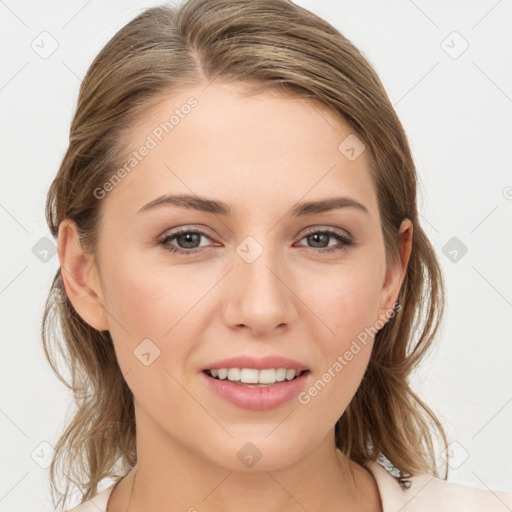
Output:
top-left (295, 228), bottom-right (353, 254)
top-left (159, 228), bottom-right (215, 256)
top-left (159, 227), bottom-right (354, 256)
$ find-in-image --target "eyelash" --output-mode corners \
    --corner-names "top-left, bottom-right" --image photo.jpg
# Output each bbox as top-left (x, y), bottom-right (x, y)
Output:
top-left (158, 227), bottom-right (354, 256)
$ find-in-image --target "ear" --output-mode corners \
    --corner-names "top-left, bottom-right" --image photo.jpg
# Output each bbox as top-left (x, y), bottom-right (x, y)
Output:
top-left (377, 218), bottom-right (413, 318)
top-left (57, 219), bottom-right (109, 331)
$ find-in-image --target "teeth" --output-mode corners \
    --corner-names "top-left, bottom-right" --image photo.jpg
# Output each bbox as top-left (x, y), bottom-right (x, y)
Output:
top-left (227, 368), bottom-right (241, 381)
top-left (259, 369), bottom-right (278, 384)
top-left (275, 368), bottom-right (287, 382)
top-left (207, 368), bottom-right (306, 384)
top-left (241, 368), bottom-right (259, 384)
top-left (285, 369), bottom-right (296, 381)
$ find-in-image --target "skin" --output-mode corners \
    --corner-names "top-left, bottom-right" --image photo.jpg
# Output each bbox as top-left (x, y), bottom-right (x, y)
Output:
top-left (59, 81), bottom-right (412, 512)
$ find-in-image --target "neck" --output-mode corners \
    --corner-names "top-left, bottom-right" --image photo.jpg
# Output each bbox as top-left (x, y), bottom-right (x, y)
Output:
top-left (109, 408), bottom-right (380, 512)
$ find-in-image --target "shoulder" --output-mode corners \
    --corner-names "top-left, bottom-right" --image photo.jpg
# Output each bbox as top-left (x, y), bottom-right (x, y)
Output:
top-left (65, 483), bottom-right (115, 512)
top-left (365, 461), bottom-right (512, 512)
top-left (402, 473), bottom-right (512, 512)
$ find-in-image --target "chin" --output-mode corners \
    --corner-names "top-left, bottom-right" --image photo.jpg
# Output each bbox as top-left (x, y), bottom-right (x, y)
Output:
top-left (200, 438), bottom-right (308, 473)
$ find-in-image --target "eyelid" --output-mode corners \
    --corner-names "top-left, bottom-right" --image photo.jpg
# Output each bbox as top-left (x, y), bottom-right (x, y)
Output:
top-left (158, 224), bottom-right (355, 256)
top-left (300, 225), bottom-right (353, 240)
top-left (159, 224), bottom-right (216, 240)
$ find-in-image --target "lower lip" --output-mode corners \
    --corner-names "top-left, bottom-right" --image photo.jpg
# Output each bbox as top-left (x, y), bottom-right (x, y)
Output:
top-left (200, 371), bottom-right (310, 411)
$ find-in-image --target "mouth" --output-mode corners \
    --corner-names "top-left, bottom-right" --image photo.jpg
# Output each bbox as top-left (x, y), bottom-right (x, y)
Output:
top-left (201, 366), bottom-right (311, 411)
top-left (202, 368), bottom-right (310, 387)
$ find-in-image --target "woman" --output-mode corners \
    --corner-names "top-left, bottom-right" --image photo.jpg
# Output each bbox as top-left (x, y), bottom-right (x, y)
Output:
top-left (42, 0), bottom-right (512, 510)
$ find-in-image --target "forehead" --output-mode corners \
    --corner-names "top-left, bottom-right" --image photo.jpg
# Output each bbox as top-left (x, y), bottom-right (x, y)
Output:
top-left (102, 81), bottom-right (378, 219)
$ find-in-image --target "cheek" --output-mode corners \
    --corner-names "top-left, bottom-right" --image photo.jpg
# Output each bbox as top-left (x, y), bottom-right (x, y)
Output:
top-left (307, 257), bottom-right (384, 341)
top-left (101, 248), bottom-right (202, 337)
top-left (100, 256), bottom-right (205, 421)
top-left (98, 251), bottom-right (199, 374)
top-left (296, 258), bottom-right (384, 419)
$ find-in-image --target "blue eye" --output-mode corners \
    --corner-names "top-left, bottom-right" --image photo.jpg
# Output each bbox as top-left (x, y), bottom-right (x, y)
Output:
top-left (159, 228), bottom-right (353, 256)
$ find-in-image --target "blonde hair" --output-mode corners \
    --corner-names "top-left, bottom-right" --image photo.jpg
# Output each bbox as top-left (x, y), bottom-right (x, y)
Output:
top-left (43, 0), bottom-right (448, 509)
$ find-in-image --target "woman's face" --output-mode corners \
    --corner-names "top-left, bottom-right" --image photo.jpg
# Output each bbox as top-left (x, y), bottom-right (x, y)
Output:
top-left (62, 81), bottom-right (410, 471)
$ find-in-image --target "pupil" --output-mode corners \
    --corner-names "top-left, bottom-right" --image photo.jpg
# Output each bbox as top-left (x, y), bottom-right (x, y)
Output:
top-left (179, 233), bottom-right (199, 248)
top-left (309, 233), bottom-right (328, 248)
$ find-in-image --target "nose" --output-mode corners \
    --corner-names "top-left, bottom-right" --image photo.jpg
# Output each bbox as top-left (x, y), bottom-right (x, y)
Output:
top-left (222, 240), bottom-right (297, 336)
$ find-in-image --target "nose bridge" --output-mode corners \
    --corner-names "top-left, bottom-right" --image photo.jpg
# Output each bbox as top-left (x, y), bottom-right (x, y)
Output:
top-left (238, 235), bottom-right (282, 294)
top-left (224, 232), bottom-right (295, 333)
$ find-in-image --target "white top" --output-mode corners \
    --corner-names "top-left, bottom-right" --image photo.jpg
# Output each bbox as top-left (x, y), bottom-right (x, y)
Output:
top-left (68, 461), bottom-right (512, 511)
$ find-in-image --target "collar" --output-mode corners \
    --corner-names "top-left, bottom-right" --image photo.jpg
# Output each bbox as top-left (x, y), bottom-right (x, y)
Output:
top-left (364, 460), bottom-right (435, 512)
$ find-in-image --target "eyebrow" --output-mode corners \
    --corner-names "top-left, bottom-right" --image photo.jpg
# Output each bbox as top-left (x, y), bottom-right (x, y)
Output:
top-left (136, 194), bottom-right (369, 217)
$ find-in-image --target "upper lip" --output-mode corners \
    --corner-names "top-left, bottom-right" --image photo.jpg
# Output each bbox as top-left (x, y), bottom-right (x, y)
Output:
top-left (201, 355), bottom-right (309, 372)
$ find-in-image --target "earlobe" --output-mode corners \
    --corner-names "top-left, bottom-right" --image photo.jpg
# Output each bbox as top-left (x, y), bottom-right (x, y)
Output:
top-left (378, 219), bottom-right (413, 318)
top-left (57, 219), bottom-right (109, 331)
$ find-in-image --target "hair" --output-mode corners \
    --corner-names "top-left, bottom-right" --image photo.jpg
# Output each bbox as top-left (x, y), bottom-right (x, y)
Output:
top-left (43, 0), bottom-right (449, 509)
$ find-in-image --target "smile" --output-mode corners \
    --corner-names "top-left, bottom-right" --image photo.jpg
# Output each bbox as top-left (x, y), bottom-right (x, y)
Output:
top-left (205, 367), bottom-right (306, 385)
top-left (201, 368), bottom-right (311, 410)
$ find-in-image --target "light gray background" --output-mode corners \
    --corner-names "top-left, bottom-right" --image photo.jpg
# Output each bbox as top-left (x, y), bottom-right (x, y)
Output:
top-left (1, 1), bottom-right (511, 510)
